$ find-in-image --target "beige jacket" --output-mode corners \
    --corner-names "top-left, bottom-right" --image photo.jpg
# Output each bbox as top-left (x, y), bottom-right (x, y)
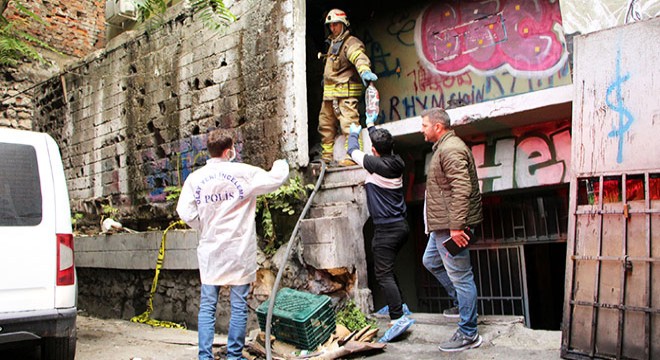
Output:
top-left (425, 130), bottom-right (482, 232)
top-left (322, 31), bottom-right (372, 100)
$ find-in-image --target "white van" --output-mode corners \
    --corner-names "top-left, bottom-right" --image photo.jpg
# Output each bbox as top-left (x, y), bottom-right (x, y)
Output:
top-left (0, 128), bottom-right (76, 359)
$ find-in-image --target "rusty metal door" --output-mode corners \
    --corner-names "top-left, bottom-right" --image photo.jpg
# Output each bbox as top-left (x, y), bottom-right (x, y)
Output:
top-left (561, 18), bottom-right (660, 359)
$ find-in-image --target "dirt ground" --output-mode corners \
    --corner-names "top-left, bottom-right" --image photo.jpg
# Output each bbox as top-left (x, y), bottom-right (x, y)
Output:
top-left (70, 313), bottom-right (562, 360)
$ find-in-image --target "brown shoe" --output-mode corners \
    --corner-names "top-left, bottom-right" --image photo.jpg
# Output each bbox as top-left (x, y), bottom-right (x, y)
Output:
top-left (338, 158), bottom-right (357, 167)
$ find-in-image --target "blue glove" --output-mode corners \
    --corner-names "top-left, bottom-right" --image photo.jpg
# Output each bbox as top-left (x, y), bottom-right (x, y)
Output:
top-left (360, 70), bottom-right (378, 86)
top-left (366, 113), bottom-right (377, 126)
top-left (349, 123), bottom-right (362, 135)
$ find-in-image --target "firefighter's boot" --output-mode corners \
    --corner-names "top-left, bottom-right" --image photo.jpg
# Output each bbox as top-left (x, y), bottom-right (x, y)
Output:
top-left (338, 136), bottom-right (362, 167)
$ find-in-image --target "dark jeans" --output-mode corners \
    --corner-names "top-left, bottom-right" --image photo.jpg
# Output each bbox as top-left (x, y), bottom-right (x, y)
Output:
top-left (372, 219), bottom-right (409, 320)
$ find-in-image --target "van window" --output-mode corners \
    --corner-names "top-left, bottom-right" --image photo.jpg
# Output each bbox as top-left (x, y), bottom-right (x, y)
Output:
top-left (0, 142), bottom-right (42, 226)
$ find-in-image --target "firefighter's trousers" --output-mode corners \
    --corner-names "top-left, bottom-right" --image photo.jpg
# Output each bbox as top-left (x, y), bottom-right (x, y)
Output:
top-left (318, 97), bottom-right (360, 150)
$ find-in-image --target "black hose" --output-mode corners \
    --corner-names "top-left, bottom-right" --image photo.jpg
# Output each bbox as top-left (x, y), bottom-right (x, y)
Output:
top-left (264, 160), bottom-right (327, 360)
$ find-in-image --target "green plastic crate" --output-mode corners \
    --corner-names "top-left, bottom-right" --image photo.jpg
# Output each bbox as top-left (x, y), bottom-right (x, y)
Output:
top-left (257, 288), bottom-right (336, 350)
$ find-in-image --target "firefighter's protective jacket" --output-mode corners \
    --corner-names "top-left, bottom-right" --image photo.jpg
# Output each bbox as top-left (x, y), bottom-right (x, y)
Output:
top-left (323, 30), bottom-right (372, 100)
top-left (176, 158), bottom-right (289, 285)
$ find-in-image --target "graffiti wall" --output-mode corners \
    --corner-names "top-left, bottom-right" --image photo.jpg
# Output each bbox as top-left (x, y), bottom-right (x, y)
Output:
top-left (414, 120), bottom-right (571, 198)
top-left (356, 0), bottom-right (571, 123)
top-left (469, 121), bottom-right (571, 193)
top-left (141, 134), bottom-right (245, 202)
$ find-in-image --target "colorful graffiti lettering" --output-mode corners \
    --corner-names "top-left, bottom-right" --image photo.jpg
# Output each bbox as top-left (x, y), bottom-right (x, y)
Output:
top-left (606, 48), bottom-right (634, 164)
top-left (414, 0), bottom-right (568, 77)
top-left (471, 125), bottom-right (571, 193)
top-left (407, 62), bottom-right (473, 94)
top-left (141, 134), bottom-right (248, 202)
top-left (143, 134), bottom-right (245, 203)
top-left (354, 3), bottom-right (573, 124)
top-left (143, 134), bottom-right (208, 202)
top-left (382, 61), bottom-right (569, 122)
top-left (387, 88), bottom-right (484, 121)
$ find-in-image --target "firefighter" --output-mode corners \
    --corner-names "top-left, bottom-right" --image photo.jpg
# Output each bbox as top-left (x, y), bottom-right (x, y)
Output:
top-left (318, 8), bottom-right (378, 166)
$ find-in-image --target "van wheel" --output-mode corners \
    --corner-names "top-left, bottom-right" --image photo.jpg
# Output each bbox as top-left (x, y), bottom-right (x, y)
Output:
top-left (42, 335), bottom-right (76, 360)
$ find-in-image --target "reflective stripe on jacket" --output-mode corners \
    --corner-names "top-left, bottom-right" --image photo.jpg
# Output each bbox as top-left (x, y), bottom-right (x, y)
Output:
top-left (425, 130), bottom-right (482, 232)
top-left (176, 158), bottom-right (289, 285)
top-left (322, 31), bottom-right (371, 100)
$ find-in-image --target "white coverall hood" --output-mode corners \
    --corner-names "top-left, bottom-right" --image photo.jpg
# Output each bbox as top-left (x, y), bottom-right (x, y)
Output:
top-left (177, 158), bottom-right (289, 285)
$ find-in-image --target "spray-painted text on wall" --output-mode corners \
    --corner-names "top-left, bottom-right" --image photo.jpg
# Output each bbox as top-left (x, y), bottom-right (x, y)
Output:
top-left (471, 124), bottom-right (571, 193)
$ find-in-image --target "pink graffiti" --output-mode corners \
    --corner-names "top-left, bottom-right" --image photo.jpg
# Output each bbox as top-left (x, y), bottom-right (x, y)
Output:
top-left (471, 125), bottom-right (571, 193)
top-left (415, 0), bottom-right (567, 77)
top-left (407, 61), bottom-right (473, 94)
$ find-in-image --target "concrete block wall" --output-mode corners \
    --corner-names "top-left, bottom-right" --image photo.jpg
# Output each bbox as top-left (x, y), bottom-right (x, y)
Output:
top-left (76, 230), bottom-right (198, 269)
top-left (30, 0), bottom-right (308, 224)
top-left (75, 230), bottom-right (203, 329)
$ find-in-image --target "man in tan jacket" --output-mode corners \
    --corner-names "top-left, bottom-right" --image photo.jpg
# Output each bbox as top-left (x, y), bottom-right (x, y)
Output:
top-left (319, 9), bottom-right (377, 166)
top-left (420, 107), bottom-right (483, 353)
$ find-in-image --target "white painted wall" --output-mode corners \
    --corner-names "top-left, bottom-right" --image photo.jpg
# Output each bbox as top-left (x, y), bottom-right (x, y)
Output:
top-left (572, 16), bottom-right (660, 174)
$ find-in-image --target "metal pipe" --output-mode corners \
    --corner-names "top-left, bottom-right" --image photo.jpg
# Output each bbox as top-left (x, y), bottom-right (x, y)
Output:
top-left (264, 161), bottom-right (326, 360)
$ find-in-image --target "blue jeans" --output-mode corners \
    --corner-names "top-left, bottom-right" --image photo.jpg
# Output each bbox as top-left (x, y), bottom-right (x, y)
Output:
top-left (423, 230), bottom-right (478, 336)
top-left (198, 284), bottom-right (250, 360)
top-left (422, 235), bottom-right (458, 308)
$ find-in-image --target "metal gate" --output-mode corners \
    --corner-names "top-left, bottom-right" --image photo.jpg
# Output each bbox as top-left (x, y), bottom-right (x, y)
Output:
top-left (564, 174), bottom-right (660, 359)
top-left (561, 18), bottom-right (660, 359)
top-left (418, 245), bottom-right (527, 316)
top-left (418, 188), bottom-right (568, 326)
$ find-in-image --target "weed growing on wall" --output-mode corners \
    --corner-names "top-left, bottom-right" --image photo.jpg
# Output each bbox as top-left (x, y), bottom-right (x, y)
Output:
top-left (99, 203), bottom-right (119, 229)
top-left (135, 0), bottom-right (236, 32)
top-left (0, 1), bottom-right (58, 67)
top-left (257, 175), bottom-right (314, 255)
top-left (164, 185), bottom-right (182, 202)
top-left (71, 212), bottom-right (84, 233)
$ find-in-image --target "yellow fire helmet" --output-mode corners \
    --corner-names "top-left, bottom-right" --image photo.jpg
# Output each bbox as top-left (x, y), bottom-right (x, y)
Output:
top-left (325, 9), bottom-right (350, 27)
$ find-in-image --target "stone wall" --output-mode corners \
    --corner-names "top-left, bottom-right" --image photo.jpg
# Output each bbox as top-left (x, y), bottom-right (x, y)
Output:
top-left (1, 0), bottom-right (105, 130)
top-left (78, 268), bottom-right (222, 331)
top-left (77, 265), bottom-right (349, 332)
top-left (30, 0), bottom-right (308, 225)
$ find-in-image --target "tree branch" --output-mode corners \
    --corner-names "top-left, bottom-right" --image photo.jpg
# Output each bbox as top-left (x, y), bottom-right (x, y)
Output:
top-left (0, 0), bottom-right (10, 26)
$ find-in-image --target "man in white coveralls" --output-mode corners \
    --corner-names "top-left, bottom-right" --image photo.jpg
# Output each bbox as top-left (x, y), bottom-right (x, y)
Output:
top-left (177, 128), bottom-right (289, 360)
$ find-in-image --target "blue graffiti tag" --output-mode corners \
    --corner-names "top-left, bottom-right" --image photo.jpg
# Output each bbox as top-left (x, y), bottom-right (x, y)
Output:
top-left (362, 29), bottom-right (402, 79)
top-left (606, 49), bottom-right (634, 164)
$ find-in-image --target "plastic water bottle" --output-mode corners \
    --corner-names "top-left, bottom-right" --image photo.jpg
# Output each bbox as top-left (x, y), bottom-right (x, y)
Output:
top-left (365, 82), bottom-right (380, 119)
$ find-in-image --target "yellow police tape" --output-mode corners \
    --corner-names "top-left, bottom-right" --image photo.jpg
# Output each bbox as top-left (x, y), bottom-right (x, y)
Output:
top-left (130, 220), bottom-right (187, 329)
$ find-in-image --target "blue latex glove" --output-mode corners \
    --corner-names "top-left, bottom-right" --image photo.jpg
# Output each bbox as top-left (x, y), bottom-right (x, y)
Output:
top-left (360, 70), bottom-right (378, 86)
top-left (366, 113), bottom-right (378, 126)
top-left (349, 123), bottom-right (362, 135)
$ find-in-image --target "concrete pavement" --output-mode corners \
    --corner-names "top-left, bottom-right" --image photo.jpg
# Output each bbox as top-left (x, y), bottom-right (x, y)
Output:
top-left (368, 314), bottom-right (562, 360)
